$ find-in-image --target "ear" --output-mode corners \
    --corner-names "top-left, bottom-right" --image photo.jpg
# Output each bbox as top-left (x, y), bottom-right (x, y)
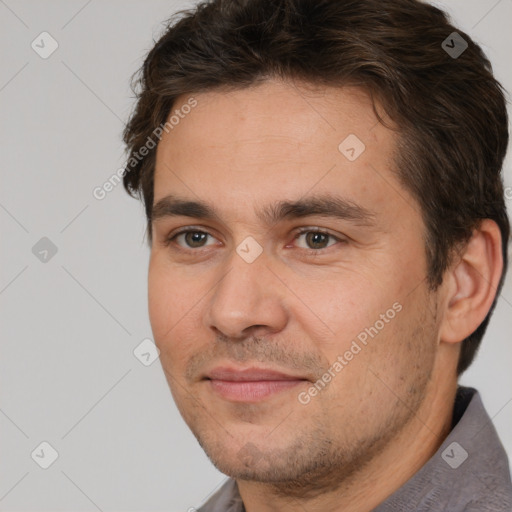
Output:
top-left (439, 219), bottom-right (504, 344)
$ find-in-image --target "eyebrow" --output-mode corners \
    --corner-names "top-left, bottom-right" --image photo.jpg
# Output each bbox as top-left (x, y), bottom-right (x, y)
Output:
top-left (151, 194), bottom-right (377, 228)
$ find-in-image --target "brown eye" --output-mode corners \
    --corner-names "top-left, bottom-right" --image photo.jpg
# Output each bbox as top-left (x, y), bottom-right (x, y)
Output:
top-left (305, 232), bottom-right (330, 249)
top-left (168, 230), bottom-right (216, 249)
top-left (183, 231), bottom-right (208, 248)
top-left (294, 229), bottom-right (340, 251)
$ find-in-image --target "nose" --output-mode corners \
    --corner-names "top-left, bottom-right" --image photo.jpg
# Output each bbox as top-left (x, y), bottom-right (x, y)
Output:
top-left (204, 247), bottom-right (289, 340)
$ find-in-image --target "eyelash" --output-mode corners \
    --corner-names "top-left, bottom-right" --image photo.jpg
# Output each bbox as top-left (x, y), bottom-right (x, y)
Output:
top-left (163, 226), bottom-right (345, 255)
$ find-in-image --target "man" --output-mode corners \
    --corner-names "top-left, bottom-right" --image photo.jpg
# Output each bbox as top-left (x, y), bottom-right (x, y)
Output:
top-left (122, 0), bottom-right (512, 510)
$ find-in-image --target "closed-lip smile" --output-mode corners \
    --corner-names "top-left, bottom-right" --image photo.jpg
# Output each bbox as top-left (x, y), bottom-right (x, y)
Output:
top-left (204, 366), bottom-right (309, 402)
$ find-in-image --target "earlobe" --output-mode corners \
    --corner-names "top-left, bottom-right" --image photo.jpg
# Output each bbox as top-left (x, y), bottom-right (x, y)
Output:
top-left (439, 219), bottom-right (503, 344)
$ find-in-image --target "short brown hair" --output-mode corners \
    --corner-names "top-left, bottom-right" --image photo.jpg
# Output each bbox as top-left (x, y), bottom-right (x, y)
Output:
top-left (123, 0), bottom-right (510, 375)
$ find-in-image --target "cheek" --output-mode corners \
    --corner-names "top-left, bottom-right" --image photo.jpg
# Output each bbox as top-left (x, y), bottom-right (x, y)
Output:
top-left (148, 266), bottom-right (172, 340)
top-left (360, 296), bottom-right (436, 390)
top-left (288, 272), bottom-right (389, 354)
top-left (294, 275), bottom-right (424, 391)
top-left (321, 300), bottom-right (435, 421)
top-left (148, 256), bottom-right (208, 370)
top-left (148, 257), bottom-right (192, 343)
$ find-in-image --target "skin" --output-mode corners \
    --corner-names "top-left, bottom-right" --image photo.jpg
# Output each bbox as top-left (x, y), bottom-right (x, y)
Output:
top-left (148, 79), bottom-right (503, 511)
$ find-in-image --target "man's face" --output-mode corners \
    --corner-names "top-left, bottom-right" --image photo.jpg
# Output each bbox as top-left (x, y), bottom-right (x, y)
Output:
top-left (149, 80), bottom-right (441, 494)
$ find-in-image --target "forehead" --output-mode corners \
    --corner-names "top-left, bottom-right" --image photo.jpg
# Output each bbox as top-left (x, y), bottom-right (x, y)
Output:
top-left (157, 80), bottom-right (387, 155)
top-left (153, 80), bottom-right (405, 224)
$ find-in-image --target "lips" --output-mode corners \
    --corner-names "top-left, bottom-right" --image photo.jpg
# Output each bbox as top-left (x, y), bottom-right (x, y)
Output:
top-left (204, 366), bottom-right (309, 402)
top-left (206, 367), bottom-right (305, 381)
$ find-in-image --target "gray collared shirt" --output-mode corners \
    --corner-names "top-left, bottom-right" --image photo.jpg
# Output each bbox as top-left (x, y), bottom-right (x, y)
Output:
top-left (197, 387), bottom-right (512, 511)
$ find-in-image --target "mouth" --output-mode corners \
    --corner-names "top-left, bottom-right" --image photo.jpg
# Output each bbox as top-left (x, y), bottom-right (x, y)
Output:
top-left (203, 366), bottom-right (310, 402)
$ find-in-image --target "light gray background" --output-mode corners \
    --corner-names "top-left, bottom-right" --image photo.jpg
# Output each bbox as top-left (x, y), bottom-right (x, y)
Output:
top-left (0, 1), bottom-right (511, 510)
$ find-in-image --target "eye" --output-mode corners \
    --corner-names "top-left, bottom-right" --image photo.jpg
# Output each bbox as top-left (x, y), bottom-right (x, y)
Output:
top-left (163, 227), bottom-right (345, 253)
top-left (167, 229), bottom-right (218, 249)
top-left (292, 228), bottom-right (343, 251)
